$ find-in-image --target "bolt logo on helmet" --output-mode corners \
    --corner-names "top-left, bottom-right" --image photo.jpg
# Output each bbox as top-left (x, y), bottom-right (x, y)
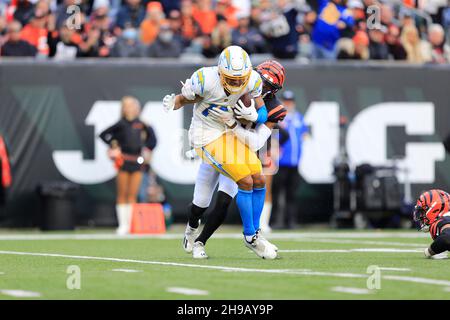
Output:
top-left (218, 46), bottom-right (252, 95)
top-left (413, 189), bottom-right (450, 232)
top-left (256, 60), bottom-right (285, 97)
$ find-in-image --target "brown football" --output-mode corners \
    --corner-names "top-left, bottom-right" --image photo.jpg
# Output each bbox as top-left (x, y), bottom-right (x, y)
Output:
top-left (233, 93), bottom-right (253, 126)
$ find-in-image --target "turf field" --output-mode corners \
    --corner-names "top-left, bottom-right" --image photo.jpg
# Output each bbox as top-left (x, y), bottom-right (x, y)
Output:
top-left (0, 227), bottom-right (449, 299)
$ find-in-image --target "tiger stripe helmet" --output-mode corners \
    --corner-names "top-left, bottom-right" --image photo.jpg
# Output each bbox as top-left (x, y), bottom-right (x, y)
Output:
top-left (256, 60), bottom-right (286, 97)
top-left (413, 189), bottom-right (450, 232)
top-left (218, 46), bottom-right (252, 95)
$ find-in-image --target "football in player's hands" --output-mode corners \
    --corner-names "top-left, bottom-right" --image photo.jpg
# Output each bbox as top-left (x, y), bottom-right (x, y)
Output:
top-left (233, 93), bottom-right (255, 125)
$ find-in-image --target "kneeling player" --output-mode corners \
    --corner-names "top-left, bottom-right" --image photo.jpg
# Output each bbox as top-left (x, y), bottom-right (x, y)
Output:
top-left (184, 61), bottom-right (287, 259)
top-left (413, 189), bottom-right (450, 259)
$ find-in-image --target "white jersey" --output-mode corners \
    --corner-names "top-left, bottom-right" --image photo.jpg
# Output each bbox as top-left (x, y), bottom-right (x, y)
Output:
top-left (188, 66), bottom-right (263, 148)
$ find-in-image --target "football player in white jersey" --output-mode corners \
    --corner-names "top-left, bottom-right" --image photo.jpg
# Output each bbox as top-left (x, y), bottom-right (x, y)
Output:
top-left (182, 60), bottom-right (288, 259)
top-left (163, 46), bottom-right (277, 259)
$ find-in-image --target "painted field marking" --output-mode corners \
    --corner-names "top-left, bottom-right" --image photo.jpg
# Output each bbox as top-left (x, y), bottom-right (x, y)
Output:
top-left (279, 248), bottom-right (423, 253)
top-left (293, 238), bottom-right (428, 247)
top-left (0, 232), bottom-right (429, 241)
top-left (0, 289), bottom-right (42, 298)
top-left (111, 269), bottom-right (143, 273)
top-left (378, 267), bottom-right (411, 272)
top-left (331, 287), bottom-right (372, 295)
top-left (166, 287), bottom-right (209, 296)
top-left (444, 287), bottom-right (450, 292)
top-left (0, 250), bottom-right (449, 287)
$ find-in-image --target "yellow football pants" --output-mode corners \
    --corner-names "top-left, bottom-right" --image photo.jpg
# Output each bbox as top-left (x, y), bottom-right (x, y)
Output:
top-left (196, 133), bottom-right (262, 182)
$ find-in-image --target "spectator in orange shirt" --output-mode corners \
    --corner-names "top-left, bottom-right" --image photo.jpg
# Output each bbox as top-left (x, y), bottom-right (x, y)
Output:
top-left (180, 0), bottom-right (201, 43)
top-left (140, 1), bottom-right (165, 45)
top-left (21, 7), bottom-right (49, 56)
top-left (216, 0), bottom-right (238, 29)
top-left (192, 0), bottom-right (216, 35)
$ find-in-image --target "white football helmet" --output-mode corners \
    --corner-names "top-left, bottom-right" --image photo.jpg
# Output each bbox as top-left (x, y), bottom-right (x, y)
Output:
top-left (218, 46), bottom-right (252, 95)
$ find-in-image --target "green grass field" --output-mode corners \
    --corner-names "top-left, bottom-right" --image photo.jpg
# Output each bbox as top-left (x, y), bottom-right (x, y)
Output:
top-left (0, 227), bottom-right (449, 299)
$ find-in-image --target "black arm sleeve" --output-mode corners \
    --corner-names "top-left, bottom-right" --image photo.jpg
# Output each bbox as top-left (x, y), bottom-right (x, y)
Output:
top-left (99, 122), bottom-right (121, 145)
top-left (145, 125), bottom-right (157, 151)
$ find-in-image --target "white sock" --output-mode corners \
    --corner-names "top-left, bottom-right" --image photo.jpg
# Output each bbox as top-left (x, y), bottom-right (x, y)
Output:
top-left (260, 202), bottom-right (272, 232)
top-left (245, 235), bottom-right (256, 243)
top-left (116, 204), bottom-right (129, 235)
top-left (125, 203), bottom-right (133, 232)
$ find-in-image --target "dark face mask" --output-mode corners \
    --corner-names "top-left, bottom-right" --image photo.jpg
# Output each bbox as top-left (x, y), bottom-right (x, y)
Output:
top-left (413, 205), bottom-right (430, 232)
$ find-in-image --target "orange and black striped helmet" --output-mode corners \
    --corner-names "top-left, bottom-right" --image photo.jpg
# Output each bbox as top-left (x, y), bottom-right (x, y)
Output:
top-left (413, 189), bottom-right (450, 232)
top-left (256, 60), bottom-right (285, 96)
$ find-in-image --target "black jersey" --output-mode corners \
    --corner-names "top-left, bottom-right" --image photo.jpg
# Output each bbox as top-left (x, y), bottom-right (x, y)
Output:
top-left (99, 118), bottom-right (157, 155)
top-left (430, 215), bottom-right (450, 240)
top-left (264, 95), bottom-right (287, 124)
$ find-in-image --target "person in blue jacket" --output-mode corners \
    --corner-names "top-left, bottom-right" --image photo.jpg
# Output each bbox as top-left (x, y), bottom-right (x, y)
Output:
top-left (311, 0), bottom-right (354, 60)
top-left (271, 90), bottom-right (309, 229)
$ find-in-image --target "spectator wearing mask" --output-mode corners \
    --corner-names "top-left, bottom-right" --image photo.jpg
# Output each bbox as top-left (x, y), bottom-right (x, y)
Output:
top-left (147, 21), bottom-right (182, 58)
top-left (111, 26), bottom-right (146, 57)
top-left (192, 0), bottom-right (216, 35)
top-left (140, 1), bottom-right (164, 45)
top-left (400, 24), bottom-right (428, 63)
top-left (311, 0), bottom-right (354, 60)
top-left (116, 0), bottom-right (145, 29)
top-left (1, 20), bottom-right (36, 56)
top-left (423, 23), bottom-right (450, 64)
top-left (271, 90), bottom-right (308, 229)
top-left (385, 24), bottom-right (407, 60)
top-left (368, 26), bottom-right (389, 60)
top-left (231, 12), bottom-right (266, 54)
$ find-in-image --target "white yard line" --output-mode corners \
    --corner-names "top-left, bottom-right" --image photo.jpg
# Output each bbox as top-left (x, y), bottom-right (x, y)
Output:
top-left (378, 267), bottom-right (411, 272)
top-left (0, 232), bottom-right (429, 241)
top-left (331, 287), bottom-right (372, 295)
top-left (0, 250), bottom-right (449, 287)
top-left (111, 269), bottom-right (142, 273)
top-left (166, 287), bottom-right (209, 296)
top-left (293, 238), bottom-right (428, 247)
top-left (279, 248), bottom-right (423, 253)
top-left (0, 289), bottom-right (42, 298)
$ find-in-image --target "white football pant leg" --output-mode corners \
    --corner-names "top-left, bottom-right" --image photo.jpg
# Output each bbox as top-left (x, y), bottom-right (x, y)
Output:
top-left (217, 174), bottom-right (238, 198)
top-left (192, 162), bottom-right (220, 208)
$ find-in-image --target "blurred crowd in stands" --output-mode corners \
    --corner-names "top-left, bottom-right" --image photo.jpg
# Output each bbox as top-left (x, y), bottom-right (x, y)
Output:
top-left (0, 0), bottom-right (449, 63)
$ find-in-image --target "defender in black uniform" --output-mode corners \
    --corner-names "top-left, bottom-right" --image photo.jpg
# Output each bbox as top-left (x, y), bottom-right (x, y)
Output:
top-left (187, 61), bottom-right (287, 252)
top-left (100, 96), bottom-right (157, 235)
top-left (413, 189), bottom-right (450, 259)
